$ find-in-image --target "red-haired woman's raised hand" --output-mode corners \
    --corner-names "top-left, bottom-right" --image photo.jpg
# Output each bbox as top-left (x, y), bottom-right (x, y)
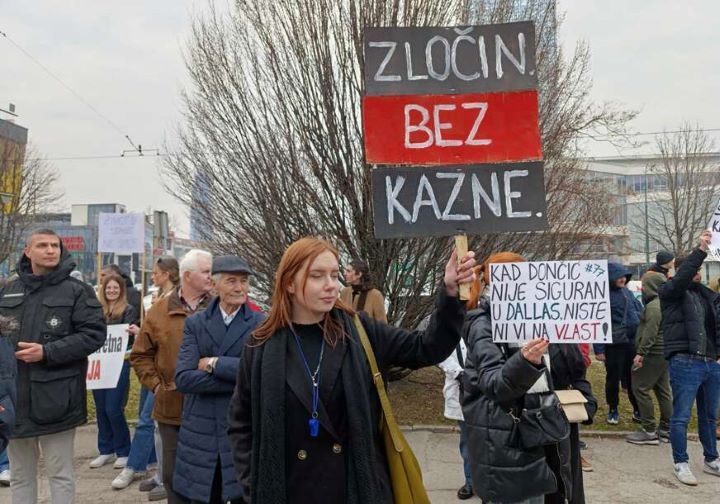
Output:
top-left (444, 250), bottom-right (477, 297)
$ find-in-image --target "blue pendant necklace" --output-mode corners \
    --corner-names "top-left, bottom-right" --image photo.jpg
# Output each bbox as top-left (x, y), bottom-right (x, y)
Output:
top-left (290, 324), bottom-right (326, 438)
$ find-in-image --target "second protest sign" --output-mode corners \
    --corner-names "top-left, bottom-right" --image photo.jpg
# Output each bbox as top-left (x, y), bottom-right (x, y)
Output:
top-left (490, 260), bottom-right (612, 344)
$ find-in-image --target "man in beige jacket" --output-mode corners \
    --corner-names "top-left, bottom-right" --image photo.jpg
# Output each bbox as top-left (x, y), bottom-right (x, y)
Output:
top-left (131, 249), bottom-right (212, 504)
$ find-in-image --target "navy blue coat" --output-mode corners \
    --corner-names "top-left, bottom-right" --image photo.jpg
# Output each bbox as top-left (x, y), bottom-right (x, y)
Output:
top-left (173, 298), bottom-right (263, 502)
top-left (593, 262), bottom-right (642, 354)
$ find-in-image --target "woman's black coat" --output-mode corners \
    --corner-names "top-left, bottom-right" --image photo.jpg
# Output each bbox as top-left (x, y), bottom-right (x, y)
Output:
top-left (461, 301), bottom-right (597, 504)
top-left (226, 288), bottom-right (465, 504)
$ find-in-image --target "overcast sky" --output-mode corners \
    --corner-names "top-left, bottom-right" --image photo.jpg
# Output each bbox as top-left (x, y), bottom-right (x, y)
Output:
top-left (1, 1), bottom-right (718, 237)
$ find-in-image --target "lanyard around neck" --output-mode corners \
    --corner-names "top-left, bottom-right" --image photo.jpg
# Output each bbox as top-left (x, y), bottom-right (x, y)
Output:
top-left (289, 325), bottom-right (326, 438)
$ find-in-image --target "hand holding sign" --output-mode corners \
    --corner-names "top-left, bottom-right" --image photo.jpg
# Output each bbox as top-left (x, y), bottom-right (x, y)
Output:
top-left (699, 229), bottom-right (712, 252)
top-left (444, 250), bottom-right (477, 298)
top-left (521, 338), bottom-right (549, 365)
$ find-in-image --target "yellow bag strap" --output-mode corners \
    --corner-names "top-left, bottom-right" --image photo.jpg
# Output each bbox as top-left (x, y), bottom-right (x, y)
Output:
top-left (353, 315), bottom-right (405, 453)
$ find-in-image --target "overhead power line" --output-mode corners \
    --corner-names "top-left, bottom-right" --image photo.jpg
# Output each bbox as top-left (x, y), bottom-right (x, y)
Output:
top-left (0, 29), bottom-right (140, 152)
top-left (579, 127), bottom-right (720, 141)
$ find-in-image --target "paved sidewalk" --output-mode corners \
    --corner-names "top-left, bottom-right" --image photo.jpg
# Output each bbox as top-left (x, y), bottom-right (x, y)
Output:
top-left (1, 426), bottom-right (720, 503)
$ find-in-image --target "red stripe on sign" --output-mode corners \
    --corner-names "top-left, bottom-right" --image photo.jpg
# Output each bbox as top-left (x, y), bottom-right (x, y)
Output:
top-left (363, 90), bottom-right (542, 165)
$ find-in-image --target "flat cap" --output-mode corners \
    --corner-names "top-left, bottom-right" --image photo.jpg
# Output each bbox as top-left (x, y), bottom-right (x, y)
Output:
top-left (212, 255), bottom-right (256, 276)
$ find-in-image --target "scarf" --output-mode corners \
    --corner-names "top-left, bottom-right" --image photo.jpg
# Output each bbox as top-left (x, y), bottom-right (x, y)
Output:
top-left (251, 311), bottom-right (389, 503)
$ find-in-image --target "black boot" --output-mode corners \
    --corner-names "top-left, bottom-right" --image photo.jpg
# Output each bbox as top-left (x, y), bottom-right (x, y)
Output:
top-left (457, 483), bottom-right (474, 500)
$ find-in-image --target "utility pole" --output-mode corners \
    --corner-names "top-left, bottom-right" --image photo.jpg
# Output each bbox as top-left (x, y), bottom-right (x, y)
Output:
top-left (644, 166), bottom-right (650, 265)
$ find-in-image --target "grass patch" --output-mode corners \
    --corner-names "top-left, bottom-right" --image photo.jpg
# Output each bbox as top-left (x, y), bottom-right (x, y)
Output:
top-left (88, 359), bottom-right (699, 433)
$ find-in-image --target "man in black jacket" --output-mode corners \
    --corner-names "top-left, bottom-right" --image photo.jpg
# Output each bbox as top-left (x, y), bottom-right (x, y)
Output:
top-left (0, 229), bottom-right (106, 502)
top-left (659, 230), bottom-right (720, 486)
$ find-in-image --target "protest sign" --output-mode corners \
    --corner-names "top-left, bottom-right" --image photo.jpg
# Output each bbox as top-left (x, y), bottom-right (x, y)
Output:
top-left (362, 21), bottom-right (547, 242)
top-left (708, 196), bottom-right (720, 260)
top-left (363, 22), bottom-right (541, 166)
top-left (490, 260), bottom-right (612, 344)
top-left (372, 162), bottom-right (547, 239)
top-left (97, 212), bottom-right (145, 254)
top-left (87, 324), bottom-right (129, 390)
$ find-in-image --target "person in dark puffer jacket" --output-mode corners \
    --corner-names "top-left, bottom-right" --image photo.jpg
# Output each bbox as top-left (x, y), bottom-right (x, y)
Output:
top-left (462, 253), bottom-right (596, 504)
top-left (658, 230), bottom-right (720, 486)
top-left (593, 263), bottom-right (643, 425)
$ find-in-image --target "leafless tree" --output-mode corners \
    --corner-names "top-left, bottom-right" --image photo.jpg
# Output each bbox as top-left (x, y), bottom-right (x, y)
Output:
top-left (163, 0), bottom-right (635, 327)
top-left (632, 124), bottom-right (720, 257)
top-left (0, 143), bottom-right (61, 267)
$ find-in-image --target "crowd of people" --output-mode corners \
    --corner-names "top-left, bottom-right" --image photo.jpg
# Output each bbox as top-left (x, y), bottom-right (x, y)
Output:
top-left (0, 227), bottom-right (718, 503)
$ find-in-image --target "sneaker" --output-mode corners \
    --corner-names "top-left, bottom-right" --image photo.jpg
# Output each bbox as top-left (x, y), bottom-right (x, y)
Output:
top-left (112, 468), bottom-right (145, 490)
top-left (457, 483), bottom-right (473, 500)
top-left (658, 429), bottom-right (670, 443)
top-left (139, 477), bottom-right (159, 492)
top-left (148, 484), bottom-right (167, 501)
top-left (626, 430), bottom-right (659, 445)
top-left (113, 457), bottom-right (128, 469)
top-left (716, 426), bottom-right (720, 439)
top-left (606, 411), bottom-right (619, 425)
top-left (147, 462), bottom-right (158, 471)
top-left (632, 411), bottom-right (642, 423)
top-left (703, 458), bottom-right (720, 477)
top-left (673, 462), bottom-right (698, 486)
top-left (0, 469), bottom-right (10, 487)
top-left (580, 456), bottom-right (593, 472)
top-left (89, 454), bottom-right (115, 468)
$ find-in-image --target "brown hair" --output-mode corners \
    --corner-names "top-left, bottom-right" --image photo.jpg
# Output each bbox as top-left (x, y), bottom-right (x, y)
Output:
top-left (253, 237), bottom-right (353, 345)
top-left (98, 274), bottom-right (129, 321)
top-left (155, 256), bottom-right (180, 295)
top-left (467, 252), bottom-right (526, 309)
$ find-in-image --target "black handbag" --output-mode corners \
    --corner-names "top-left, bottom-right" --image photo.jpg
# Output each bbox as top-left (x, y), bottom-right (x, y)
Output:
top-left (507, 368), bottom-right (570, 449)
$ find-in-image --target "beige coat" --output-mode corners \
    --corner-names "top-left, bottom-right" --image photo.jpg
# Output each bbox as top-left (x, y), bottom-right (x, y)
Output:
top-left (339, 285), bottom-right (387, 323)
top-left (130, 288), bottom-right (209, 425)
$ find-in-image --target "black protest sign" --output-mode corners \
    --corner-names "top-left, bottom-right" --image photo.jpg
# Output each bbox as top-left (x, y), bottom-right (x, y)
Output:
top-left (371, 162), bottom-right (548, 239)
top-left (364, 21), bottom-right (537, 97)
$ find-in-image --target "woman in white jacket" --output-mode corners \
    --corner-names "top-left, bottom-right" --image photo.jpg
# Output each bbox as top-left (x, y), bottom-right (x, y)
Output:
top-left (439, 339), bottom-right (473, 500)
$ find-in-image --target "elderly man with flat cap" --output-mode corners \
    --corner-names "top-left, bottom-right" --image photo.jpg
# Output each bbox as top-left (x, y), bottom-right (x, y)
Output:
top-left (173, 256), bottom-right (264, 504)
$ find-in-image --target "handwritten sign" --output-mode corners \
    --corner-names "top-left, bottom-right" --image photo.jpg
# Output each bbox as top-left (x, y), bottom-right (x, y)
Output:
top-left (362, 21), bottom-right (547, 239)
top-left (709, 197), bottom-right (720, 260)
top-left (490, 261), bottom-right (612, 344)
top-left (87, 324), bottom-right (128, 390)
top-left (97, 213), bottom-right (145, 254)
top-left (372, 163), bottom-right (547, 239)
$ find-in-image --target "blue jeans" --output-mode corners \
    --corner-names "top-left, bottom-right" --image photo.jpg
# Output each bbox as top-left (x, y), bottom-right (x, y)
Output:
top-left (668, 355), bottom-right (720, 464)
top-left (458, 421), bottom-right (472, 487)
top-left (126, 387), bottom-right (157, 471)
top-left (0, 448), bottom-right (8, 471)
top-left (92, 360), bottom-right (131, 457)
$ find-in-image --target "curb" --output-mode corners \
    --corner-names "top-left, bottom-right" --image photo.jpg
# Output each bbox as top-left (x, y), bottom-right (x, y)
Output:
top-left (398, 425), bottom-right (701, 442)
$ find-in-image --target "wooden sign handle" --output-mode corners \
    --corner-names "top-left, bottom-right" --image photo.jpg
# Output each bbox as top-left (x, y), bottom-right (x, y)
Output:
top-left (454, 234), bottom-right (470, 301)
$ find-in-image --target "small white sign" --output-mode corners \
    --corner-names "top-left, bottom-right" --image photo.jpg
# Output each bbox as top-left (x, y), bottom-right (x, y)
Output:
top-left (708, 197), bottom-right (720, 260)
top-left (86, 324), bottom-right (129, 390)
top-left (490, 260), bottom-right (613, 344)
top-left (97, 213), bottom-right (145, 254)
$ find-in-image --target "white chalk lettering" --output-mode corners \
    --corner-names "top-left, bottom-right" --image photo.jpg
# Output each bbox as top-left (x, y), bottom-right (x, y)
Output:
top-left (412, 175), bottom-right (442, 222)
top-left (504, 170), bottom-right (531, 218)
top-left (404, 105), bottom-right (433, 148)
top-left (495, 32), bottom-right (526, 79)
top-left (451, 27), bottom-right (481, 81)
top-left (436, 172), bottom-right (471, 221)
top-left (425, 36), bottom-right (451, 81)
top-left (370, 41), bottom-right (401, 82)
top-left (461, 102), bottom-right (491, 146)
top-left (433, 105), bottom-right (462, 147)
top-left (472, 173), bottom-right (502, 218)
top-left (404, 42), bottom-right (428, 81)
top-left (386, 176), bottom-right (411, 224)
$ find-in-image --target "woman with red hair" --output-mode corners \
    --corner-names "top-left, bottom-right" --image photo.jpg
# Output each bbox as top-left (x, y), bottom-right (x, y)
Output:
top-left (461, 252), bottom-right (597, 504)
top-left (227, 237), bottom-right (475, 503)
